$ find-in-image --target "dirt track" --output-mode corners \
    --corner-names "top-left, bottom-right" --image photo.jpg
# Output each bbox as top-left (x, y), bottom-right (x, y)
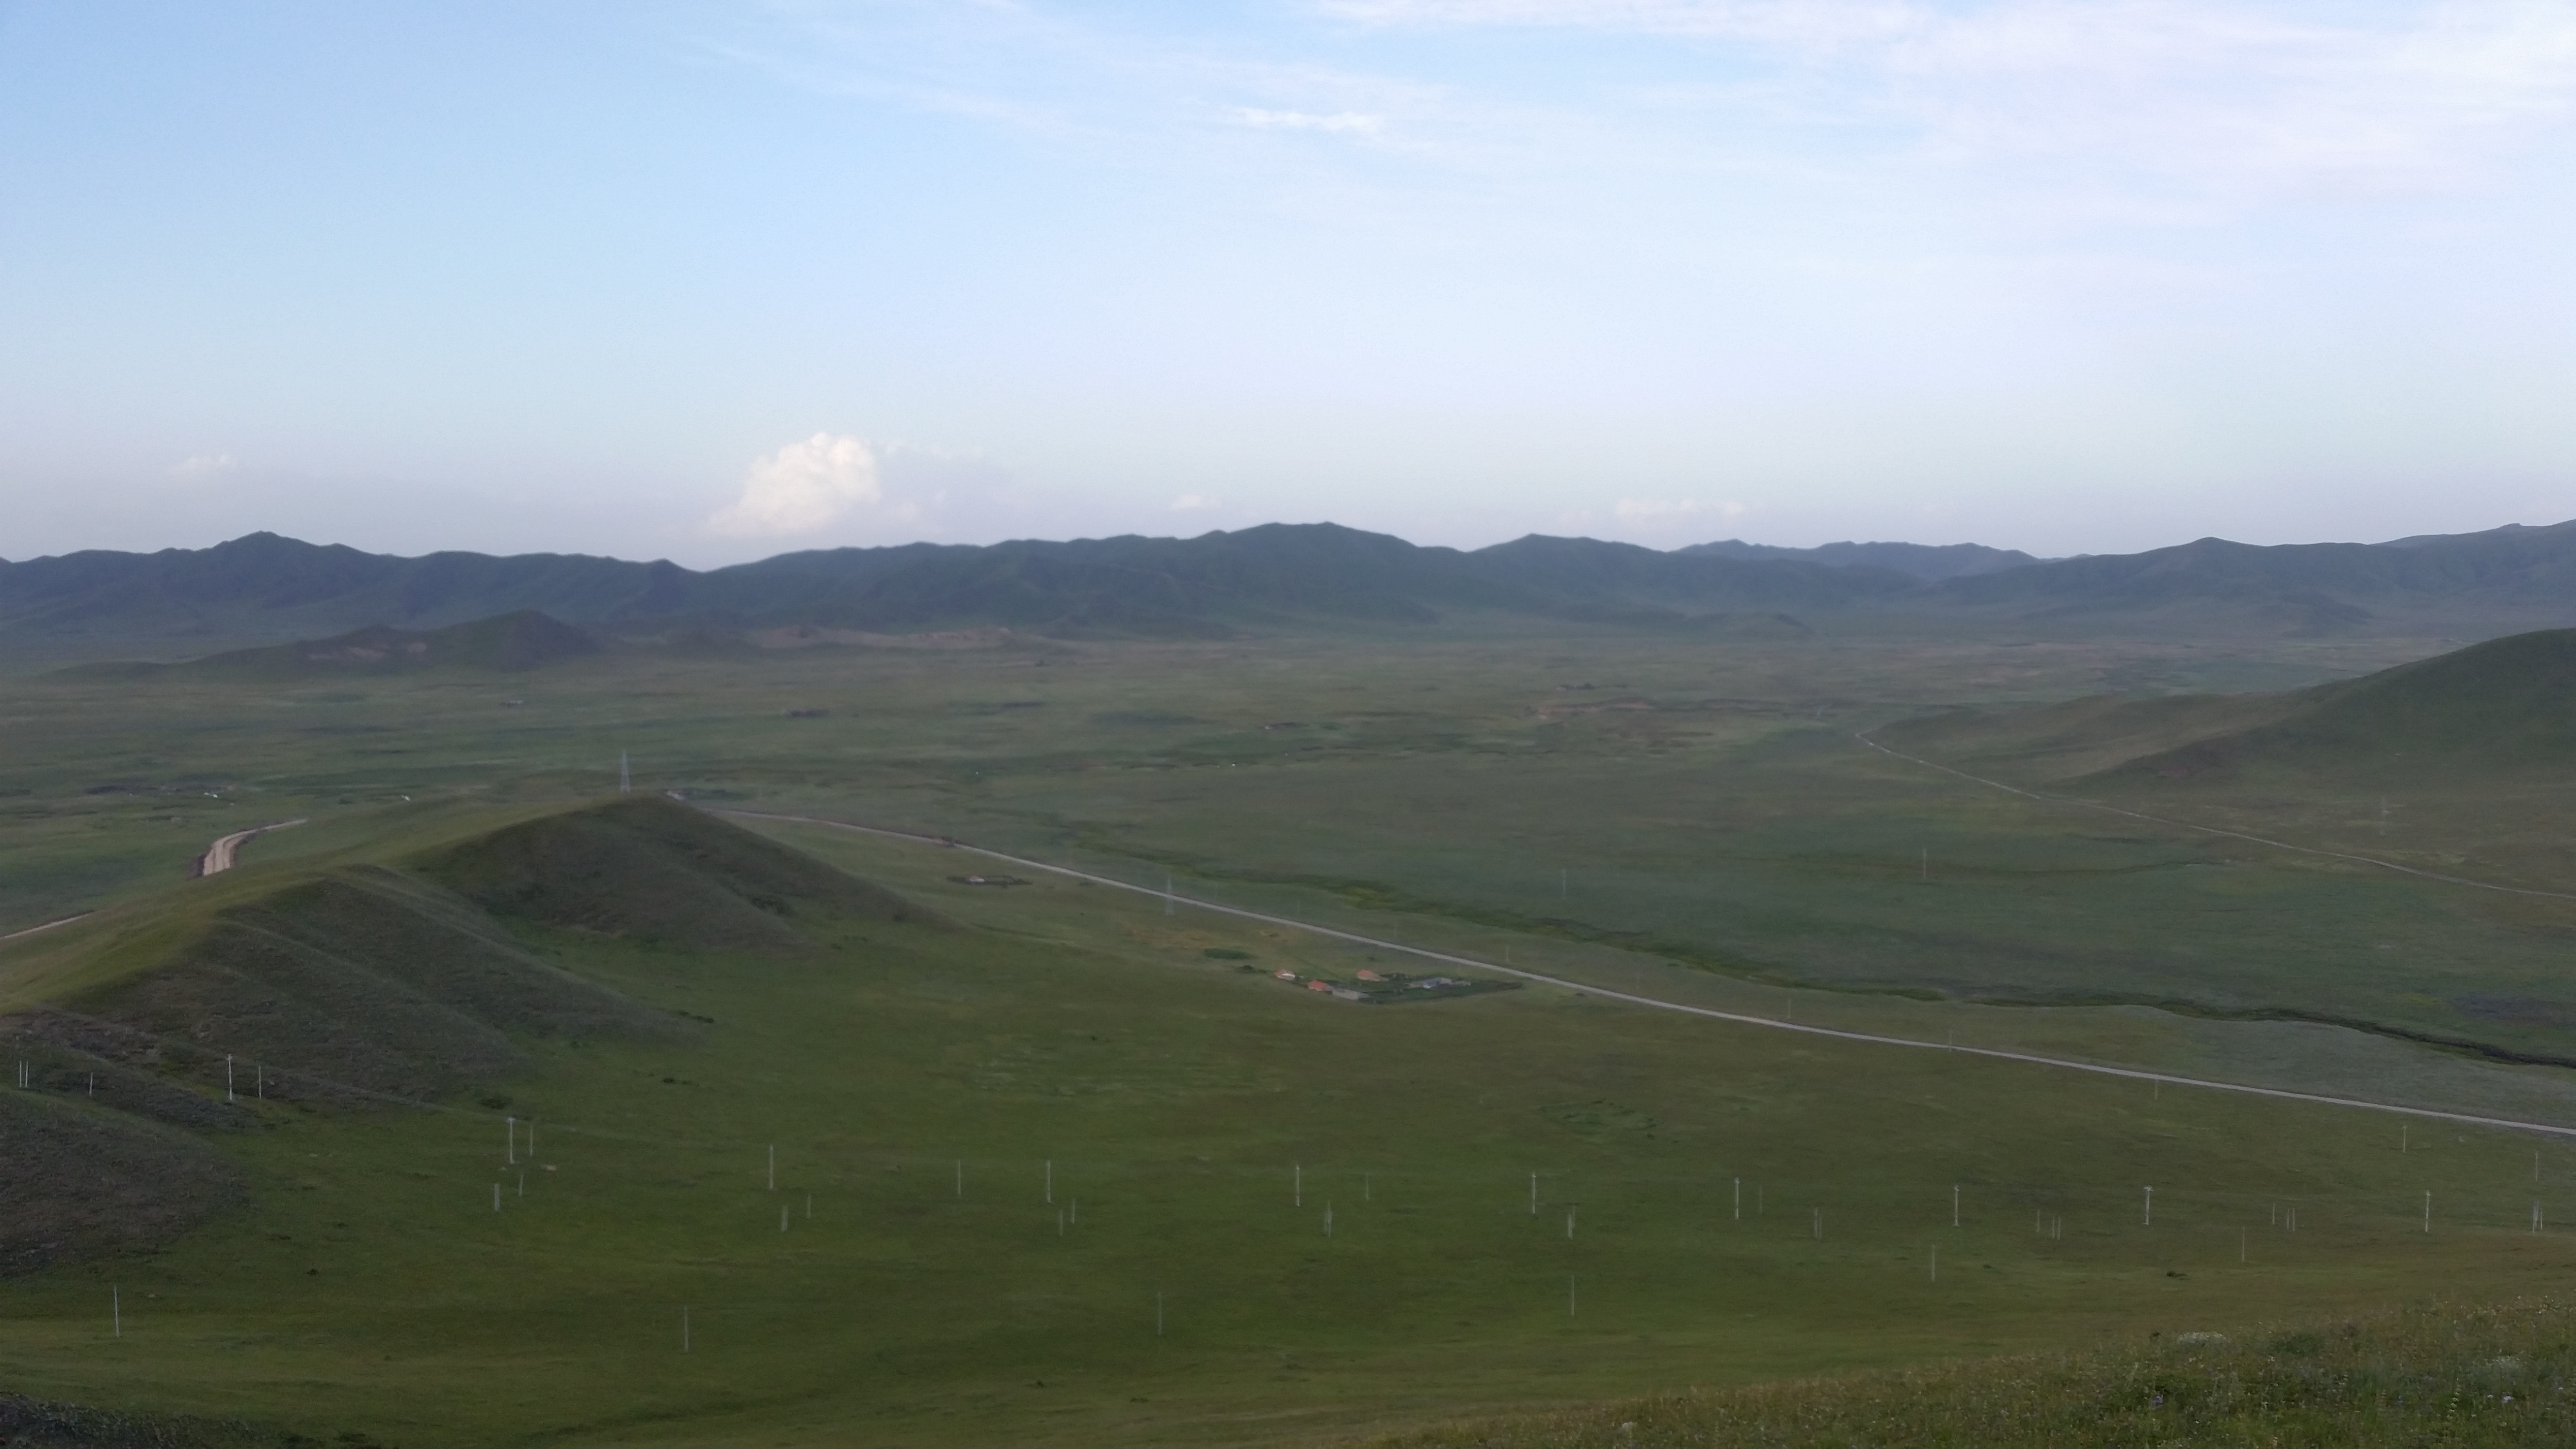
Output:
top-left (192, 819), bottom-right (307, 877)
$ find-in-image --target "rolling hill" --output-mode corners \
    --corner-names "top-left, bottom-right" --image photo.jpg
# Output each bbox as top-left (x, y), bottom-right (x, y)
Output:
top-left (2104, 627), bottom-right (2576, 783)
top-left (0, 797), bottom-right (910, 1274)
top-left (1878, 626), bottom-right (2576, 787)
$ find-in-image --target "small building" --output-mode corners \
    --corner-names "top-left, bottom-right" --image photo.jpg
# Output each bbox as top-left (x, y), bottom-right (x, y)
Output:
top-left (1355, 968), bottom-right (1384, 982)
top-left (1306, 979), bottom-right (1331, 992)
top-left (1275, 970), bottom-right (1298, 981)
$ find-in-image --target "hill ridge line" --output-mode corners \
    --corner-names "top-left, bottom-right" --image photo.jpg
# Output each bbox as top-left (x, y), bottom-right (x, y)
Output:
top-left (715, 808), bottom-right (2576, 1140)
top-left (1852, 732), bottom-right (2576, 904)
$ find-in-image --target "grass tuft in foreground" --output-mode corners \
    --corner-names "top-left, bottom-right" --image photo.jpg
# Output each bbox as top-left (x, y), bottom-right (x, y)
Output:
top-left (1373, 1298), bottom-right (2576, 1449)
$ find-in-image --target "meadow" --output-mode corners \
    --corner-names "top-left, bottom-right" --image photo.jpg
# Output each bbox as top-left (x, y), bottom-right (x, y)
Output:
top-left (9, 623), bottom-right (2576, 1444)
top-left (9, 814), bottom-right (2576, 1447)
top-left (7, 623), bottom-right (2574, 1106)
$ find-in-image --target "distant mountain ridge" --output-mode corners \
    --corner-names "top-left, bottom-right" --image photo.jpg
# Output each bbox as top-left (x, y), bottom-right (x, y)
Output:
top-left (6, 518), bottom-right (2576, 652)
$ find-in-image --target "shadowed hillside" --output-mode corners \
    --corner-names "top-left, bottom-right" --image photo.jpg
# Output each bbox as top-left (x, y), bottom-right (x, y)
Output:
top-left (0, 799), bottom-right (938, 1276)
top-left (417, 796), bottom-right (944, 948)
top-left (56, 608), bottom-right (600, 679)
top-left (68, 867), bottom-right (676, 1103)
top-left (0, 1089), bottom-right (247, 1276)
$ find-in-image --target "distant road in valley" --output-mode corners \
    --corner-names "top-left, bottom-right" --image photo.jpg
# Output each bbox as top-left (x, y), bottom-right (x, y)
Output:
top-left (193, 819), bottom-right (309, 878)
top-left (720, 808), bottom-right (2576, 1141)
top-left (0, 913), bottom-right (91, 945)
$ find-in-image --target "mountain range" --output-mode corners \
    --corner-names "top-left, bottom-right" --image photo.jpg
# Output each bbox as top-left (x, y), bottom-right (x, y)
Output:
top-left (1677, 538), bottom-right (2043, 579)
top-left (7, 519), bottom-right (2576, 655)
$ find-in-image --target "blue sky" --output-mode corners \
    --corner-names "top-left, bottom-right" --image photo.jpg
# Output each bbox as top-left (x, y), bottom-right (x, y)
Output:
top-left (2, 0), bottom-right (2572, 565)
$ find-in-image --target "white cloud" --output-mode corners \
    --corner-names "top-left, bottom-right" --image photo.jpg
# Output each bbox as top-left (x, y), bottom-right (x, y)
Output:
top-left (170, 451), bottom-right (238, 480)
top-left (706, 433), bottom-right (883, 538)
top-left (1170, 491), bottom-right (1220, 510)
top-left (1233, 106), bottom-right (1385, 134)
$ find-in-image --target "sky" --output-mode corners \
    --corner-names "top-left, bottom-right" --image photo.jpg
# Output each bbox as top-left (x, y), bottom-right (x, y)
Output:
top-left (2, 0), bottom-right (2573, 567)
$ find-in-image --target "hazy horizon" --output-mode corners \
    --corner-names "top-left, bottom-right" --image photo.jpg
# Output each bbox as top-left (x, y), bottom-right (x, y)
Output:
top-left (11, 513), bottom-right (2570, 572)
top-left (5, 2), bottom-right (2571, 567)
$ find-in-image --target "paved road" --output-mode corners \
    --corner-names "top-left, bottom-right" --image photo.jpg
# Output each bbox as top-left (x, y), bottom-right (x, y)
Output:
top-left (720, 809), bottom-right (2576, 1141)
top-left (193, 818), bottom-right (308, 877)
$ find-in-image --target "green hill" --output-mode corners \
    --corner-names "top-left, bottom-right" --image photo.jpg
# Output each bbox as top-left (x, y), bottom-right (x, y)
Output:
top-left (0, 799), bottom-right (928, 1279)
top-left (418, 795), bottom-right (944, 949)
top-left (1877, 628), bottom-right (2576, 787)
top-left (2108, 628), bottom-right (2576, 783)
top-left (69, 866), bottom-right (676, 1104)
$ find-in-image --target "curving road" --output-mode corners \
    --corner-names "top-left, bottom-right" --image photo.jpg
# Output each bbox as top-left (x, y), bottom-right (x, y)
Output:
top-left (718, 808), bottom-right (2576, 1141)
top-left (193, 818), bottom-right (308, 878)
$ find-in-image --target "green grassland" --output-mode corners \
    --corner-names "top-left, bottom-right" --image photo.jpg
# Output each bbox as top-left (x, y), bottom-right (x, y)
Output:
top-left (8, 801), bottom-right (2576, 1447)
top-left (1380, 1296), bottom-right (2576, 1449)
top-left (11, 622), bottom-right (2576, 1442)
top-left (5, 624), bottom-right (2576, 1108)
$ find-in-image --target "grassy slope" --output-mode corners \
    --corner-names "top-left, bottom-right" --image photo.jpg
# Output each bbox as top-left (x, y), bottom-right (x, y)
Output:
top-left (2103, 627), bottom-right (2576, 783)
top-left (6, 818), bottom-right (2576, 1446)
top-left (1873, 628), bottom-right (2576, 789)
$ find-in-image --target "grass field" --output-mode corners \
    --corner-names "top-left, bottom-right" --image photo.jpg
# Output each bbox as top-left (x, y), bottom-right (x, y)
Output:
top-left (6, 626), bottom-right (2572, 1099)
top-left (5, 807), bottom-right (2576, 1446)
top-left (1379, 1296), bottom-right (2576, 1448)
top-left (11, 625), bottom-right (2576, 1443)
